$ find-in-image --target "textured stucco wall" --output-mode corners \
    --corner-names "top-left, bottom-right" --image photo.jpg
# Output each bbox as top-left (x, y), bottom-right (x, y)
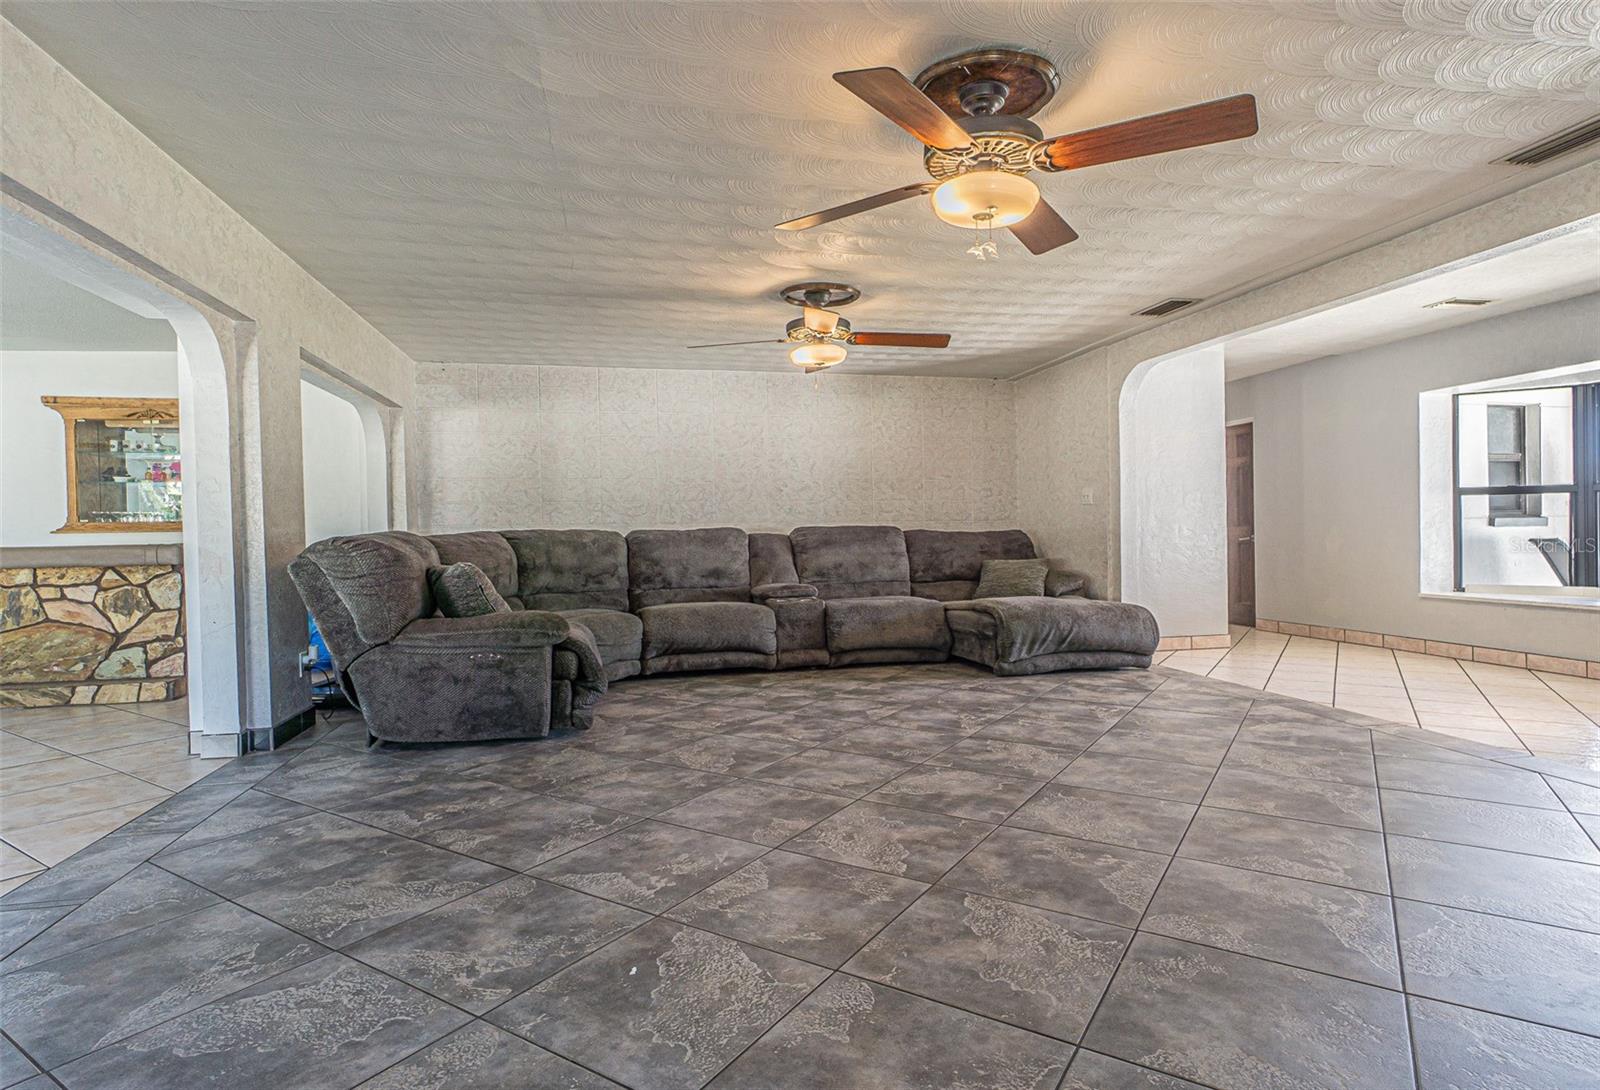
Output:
top-left (1226, 293), bottom-right (1600, 660)
top-left (409, 364), bottom-right (1016, 533)
top-left (1, 20), bottom-right (417, 731)
top-left (1016, 162), bottom-right (1600, 604)
top-left (1119, 347), bottom-right (1228, 635)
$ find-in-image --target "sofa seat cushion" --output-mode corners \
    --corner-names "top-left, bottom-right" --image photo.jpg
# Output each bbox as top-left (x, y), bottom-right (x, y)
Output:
top-left (825, 596), bottom-right (951, 654)
top-left (638, 601), bottom-right (777, 660)
top-left (945, 597), bottom-right (1159, 663)
top-left (556, 608), bottom-right (642, 666)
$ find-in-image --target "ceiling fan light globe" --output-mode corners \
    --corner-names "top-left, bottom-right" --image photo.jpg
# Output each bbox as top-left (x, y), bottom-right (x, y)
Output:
top-left (931, 170), bottom-right (1038, 229)
top-left (790, 343), bottom-right (848, 369)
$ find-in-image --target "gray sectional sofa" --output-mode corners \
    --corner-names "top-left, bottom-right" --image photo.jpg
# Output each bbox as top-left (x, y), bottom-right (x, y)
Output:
top-left (290, 525), bottom-right (1159, 744)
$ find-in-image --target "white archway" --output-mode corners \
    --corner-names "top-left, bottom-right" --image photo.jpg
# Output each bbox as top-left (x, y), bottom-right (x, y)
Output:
top-left (2, 205), bottom-right (247, 754)
top-left (1117, 344), bottom-right (1230, 638)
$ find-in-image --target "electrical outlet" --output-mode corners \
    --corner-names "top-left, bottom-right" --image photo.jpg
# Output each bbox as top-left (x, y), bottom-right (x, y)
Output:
top-left (297, 649), bottom-right (313, 677)
top-left (1080, 487), bottom-right (1095, 505)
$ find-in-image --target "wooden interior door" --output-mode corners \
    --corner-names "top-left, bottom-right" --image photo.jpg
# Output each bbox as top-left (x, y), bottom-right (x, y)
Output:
top-left (1226, 422), bottom-right (1256, 627)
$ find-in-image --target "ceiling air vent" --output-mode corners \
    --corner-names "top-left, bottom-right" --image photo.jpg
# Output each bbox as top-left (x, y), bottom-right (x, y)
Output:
top-left (1134, 298), bottom-right (1201, 317)
top-left (1500, 117), bottom-right (1600, 166)
top-left (1424, 298), bottom-right (1494, 309)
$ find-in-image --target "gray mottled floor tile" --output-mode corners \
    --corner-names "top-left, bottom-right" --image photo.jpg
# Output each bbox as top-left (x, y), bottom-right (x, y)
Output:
top-left (345, 875), bottom-right (646, 1013)
top-left (356, 1021), bottom-right (622, 1089)
top-left (781, 800), bottom-right (993, 881)
top-left (253, 748), bottom-right (438, 809)
top-left (925, 737), bottom-right (1079, 778)
top-left (0, 1036), bottom-right (38, 1090)
top-left (470, 746), bottom-right (634, 794)
top-left (1, 863), bottom-right (219, 971)
top-left (752, 748), bottom-right (913, 797)
top-left (1006, 784), bottom-right (1196, 854)
top-left (727, 713), bottom-right (849, 746)
top-left (1396, 900), bottom-right (1600, 1037)
top-left (416, 792), bottom-right (640, 870)
top-left (1378, 790), bottom-right (1600, 863)
top-left (0, 906), bottom-right (68, 961)
top-left (648, 733), bottom-right (805, 775)
top-left (1176, 807), bottom-right (1390, 894)
top-left (1205, 767), bottom-right (1381, 831)
top-left (0, 901), bottom-right (320, 1069)
top-left (331, 777), bottom-right (534, 837)
top-left (1083, 934), bottom-right (1412, 1090)
top-left (1542, 773), bottom-right (1600, 814)
top-left (1389, 835), bottom-right (1600, 933)
top-left (818, 723), bottom-right (962, 763)
top-left (1142, 858), bottom-right (1401, 988)
top-left (968, 714), bottom-right (1115, 753)
top-left (568, 721), bottom-right (708, 758)
top-left (866, 703), bottom-right (1000, 734)
top-left (1408, 996), bottom-right (1600, 1090)
top-left (1053, 751), bottom-right (1217, 804)
top-left (867, 766), bottom-right (1045, 823)
top-left (544, 761), bottom-right (733, 816)
top-left (668, 850), bottom-right (926, 967)
top-left (0, 831), bottom-right (174, 909)
top-left (1060, 1050), bottom-right (1207, 1090)
top-left (655, 780), bottom-right (851, 846)
top-left (108, 779), bottom-right (250, 837)
top-left (941, 826), bottom-right (1167, 927)
top-left (52, 953), bottom-right (468, 1090)
top-left (531, 820), bottom-right (767, 911)
top-left (1086, 728), bottom-right (1232, 769)
top-left (1223, 739), bottom-right (1376, 787)
top-left (1376, 755), bottom-right (1562, 809)
top-left (845, 886), bottom-right (1129, 1041)
top-left (489, 919), bottom-right (825, 1090)
top-left (707, 973), bottom-right (1071, 1090)
top-left (153, 788), bottom-right (316, 856)
top-left (1236, 718), bottom-right (1374, 754)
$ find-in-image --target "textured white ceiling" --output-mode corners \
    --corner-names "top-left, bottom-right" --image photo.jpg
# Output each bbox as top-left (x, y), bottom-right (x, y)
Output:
top-left (6, 1), bottom-right (1598, 378)
top-left (1225, 223), bottom-right (1600, 377)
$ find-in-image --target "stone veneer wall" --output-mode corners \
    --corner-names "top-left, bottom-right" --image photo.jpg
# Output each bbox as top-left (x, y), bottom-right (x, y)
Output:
top-left (0, 564), bottom-right (185, 706)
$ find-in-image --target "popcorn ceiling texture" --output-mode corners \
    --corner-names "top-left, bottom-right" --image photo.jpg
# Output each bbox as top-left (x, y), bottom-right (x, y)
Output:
top-left (4, 1), bottom-right (1596, 378)
top-left (410, 364), bottom-right (1016, 534)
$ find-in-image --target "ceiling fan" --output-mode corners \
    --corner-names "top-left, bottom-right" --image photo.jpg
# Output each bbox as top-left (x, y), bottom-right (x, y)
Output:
top-left (776, 49), bottom-right (1258, 255)
top-left (687, 282), bottom-right (950, 373)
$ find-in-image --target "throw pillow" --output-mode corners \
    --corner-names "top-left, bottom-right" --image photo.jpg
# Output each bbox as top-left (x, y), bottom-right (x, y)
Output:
top-left (428, 562), bottom-right (511, 617)
top-left (975, 558), bottom-right (1049, 599)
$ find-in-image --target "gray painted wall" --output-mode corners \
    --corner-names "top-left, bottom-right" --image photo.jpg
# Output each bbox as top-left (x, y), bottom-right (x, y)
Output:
top-left (1225, 292), bottom-right (1600, 659)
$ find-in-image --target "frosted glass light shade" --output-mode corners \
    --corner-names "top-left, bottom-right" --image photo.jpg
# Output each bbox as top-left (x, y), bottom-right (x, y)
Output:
top-left (930, 170), bottom-right (1039, 228)
top-left (790, 342), bottom-right (847, 368)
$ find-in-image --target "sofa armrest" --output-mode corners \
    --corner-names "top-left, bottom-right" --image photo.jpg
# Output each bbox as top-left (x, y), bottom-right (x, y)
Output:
top-left (394, 610), bottom-right (570, 649)
top-left (753, 582), bottom-right (819, 601)
top-left (1044, 562), bottom-right (1088, 598)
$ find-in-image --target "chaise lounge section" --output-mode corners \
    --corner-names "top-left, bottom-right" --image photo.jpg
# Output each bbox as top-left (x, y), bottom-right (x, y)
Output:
top-left (291, 524), bottom-right (1159, 743)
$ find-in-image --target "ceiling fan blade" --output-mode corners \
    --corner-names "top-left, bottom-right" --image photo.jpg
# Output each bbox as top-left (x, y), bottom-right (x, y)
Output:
top-left (685, 339), bottom-right (785, 349)
top-left (775, 182), bottom-right (935, 231)
top-left (804, 306), bottom-right (840, 334)
top-left (1008, 198), bottom-right (1079, 255)
top-left (1033, 93), bottom-right (1258, 172)
top-left (833, 67), bottom-right (973, 152)
top-left (803, 364), bottom-right (837, 375)
top-left (849, 332), bottom-right (951, 348)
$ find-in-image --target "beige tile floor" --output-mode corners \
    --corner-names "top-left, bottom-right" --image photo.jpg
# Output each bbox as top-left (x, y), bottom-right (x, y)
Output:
top-left (1158, 627), bottom-right (1600, 768)
top-left (0, 698), bottom-right (227, 893)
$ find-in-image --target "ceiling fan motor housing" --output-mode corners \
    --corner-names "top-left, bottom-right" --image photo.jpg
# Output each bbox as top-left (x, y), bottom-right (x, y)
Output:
top-left (923, 116), bottom-right (1043, 180)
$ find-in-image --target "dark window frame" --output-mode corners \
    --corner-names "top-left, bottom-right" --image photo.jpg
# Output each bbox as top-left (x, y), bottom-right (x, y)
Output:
top-left (1452, 380), bottom-right (1599, 591)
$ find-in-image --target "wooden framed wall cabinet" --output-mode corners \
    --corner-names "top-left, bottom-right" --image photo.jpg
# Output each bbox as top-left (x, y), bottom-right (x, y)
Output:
top-left (41, 396), bottom-right (184, 533)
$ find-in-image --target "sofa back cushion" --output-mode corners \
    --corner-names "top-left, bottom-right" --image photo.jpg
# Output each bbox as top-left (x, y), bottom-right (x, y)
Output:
top-left (748, 532), bottom-right (801, 586)
top-left (297, 531), bottom-right (440, 646)
top-left (429, 531), bottom-right (519, 600)
top-left (503, 529), bottom-right (629, 611)
top-left (904, 528), bottom-right (1037, 601)
top-left (789, 525), bottom-right (911, 599)
top-left (627, 527), bottom-right (752, 609)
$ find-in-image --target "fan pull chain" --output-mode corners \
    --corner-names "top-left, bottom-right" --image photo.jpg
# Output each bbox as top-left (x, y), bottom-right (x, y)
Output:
top-left (967, 207), bottom-right (1000, 260)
